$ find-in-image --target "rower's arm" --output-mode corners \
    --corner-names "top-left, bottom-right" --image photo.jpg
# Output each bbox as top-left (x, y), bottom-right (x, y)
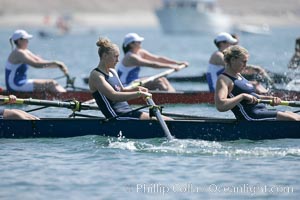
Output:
top-left (243, 64), bottom-right (266, 75)
top-left (215, 76), bottom-right (255, 112)
top-left (89, 72), bottom-right (144, 102)
top-left (141, 49), bottom-right (188, 66)
top-left (126, 53), bottom-right (178, 70)
top-left (17, 50), bottom-right (67, 73)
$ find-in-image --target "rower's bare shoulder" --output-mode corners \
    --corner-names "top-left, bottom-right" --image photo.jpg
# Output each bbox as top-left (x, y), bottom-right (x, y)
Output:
top-left (209, 51), bottom-right (224, 65)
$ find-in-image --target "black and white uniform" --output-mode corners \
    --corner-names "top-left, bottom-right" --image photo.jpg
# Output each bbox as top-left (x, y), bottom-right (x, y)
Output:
top-left (92, 68), bottom-right (142, 120)
top-left (223, 73), bottom-right (278, 121)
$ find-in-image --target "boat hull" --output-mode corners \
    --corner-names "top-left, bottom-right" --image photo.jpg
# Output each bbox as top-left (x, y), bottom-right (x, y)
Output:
top-left (1, 90), bottom-right (299, 105)
top-left (1, 118), bottom-right (299, 141)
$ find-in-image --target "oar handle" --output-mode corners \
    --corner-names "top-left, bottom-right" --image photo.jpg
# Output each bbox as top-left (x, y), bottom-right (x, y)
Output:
top-left (258, 99), bottom-right (300, 107)
top-left (146, 97), bottom-right (174, 140)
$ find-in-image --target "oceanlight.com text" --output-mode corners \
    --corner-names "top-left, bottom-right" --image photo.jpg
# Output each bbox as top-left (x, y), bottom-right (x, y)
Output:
top-left (124, 183), bottom-right (294, 196)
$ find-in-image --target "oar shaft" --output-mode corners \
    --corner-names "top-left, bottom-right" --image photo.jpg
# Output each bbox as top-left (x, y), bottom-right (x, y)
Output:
top-left (0, 97), bottom-right (99, 111)
top-left (258, 99), bottom-right (300, 107)
top-left (126, 64), bottom-right (187, 89)
top-left (146, 97), bottom-right (173, 140)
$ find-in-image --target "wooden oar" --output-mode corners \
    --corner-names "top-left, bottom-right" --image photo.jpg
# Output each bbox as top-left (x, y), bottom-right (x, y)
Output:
top-left (0, 97), bottom-right (99, 111)
top-left (146, 97), bottom-right (174, 140)
top-left (258, 99), bottom-right (300, 107)
top-left (125, 64), bottom-right (187, 90)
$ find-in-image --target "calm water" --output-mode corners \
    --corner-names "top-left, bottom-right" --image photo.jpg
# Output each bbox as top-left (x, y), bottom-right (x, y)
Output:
top-left (1, 25), bottom-right (300, 199)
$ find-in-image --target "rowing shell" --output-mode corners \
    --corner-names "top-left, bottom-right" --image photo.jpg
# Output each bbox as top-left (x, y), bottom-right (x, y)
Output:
top-left (1, 89), bottom-right (299, 105)
top-left (1, 118), bottom-right (299, 140)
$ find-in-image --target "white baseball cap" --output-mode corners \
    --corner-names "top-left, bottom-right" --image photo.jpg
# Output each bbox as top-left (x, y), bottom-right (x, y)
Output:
top-left (123, 33), bottom-right (144, 47)
top-left (11, 29), bottom-right (33, 41)
top-left (214, 32), bottom-right (237, 44)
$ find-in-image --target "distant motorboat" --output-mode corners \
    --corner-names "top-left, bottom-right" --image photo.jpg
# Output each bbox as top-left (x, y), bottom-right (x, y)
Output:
top-left (235, 24), bottom-right (271, 35)
top-left (155, 0), bottom-right (232, 34)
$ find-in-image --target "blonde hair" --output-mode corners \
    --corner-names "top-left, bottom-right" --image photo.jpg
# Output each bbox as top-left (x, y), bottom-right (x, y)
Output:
top-left (223, 45), bottom-right (249, 64)
top-left (96, 37), bottom-right (118, 58)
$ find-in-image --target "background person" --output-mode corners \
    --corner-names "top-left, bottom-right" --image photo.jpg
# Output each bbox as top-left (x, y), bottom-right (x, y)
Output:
top-left (215, 45), bottom-right (300, 121)
top-left (288, 37), bottom-right (300, 70)
top-left (285, 37), bottom-right (300, 91)
top-left (117, 32), bottom-right (188, 92)
top-left (5, 29), bottom-right (69, 93)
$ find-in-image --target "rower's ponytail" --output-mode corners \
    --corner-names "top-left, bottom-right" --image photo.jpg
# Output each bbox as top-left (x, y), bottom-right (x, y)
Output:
top-left (9, 37), bottom-right (14, 51)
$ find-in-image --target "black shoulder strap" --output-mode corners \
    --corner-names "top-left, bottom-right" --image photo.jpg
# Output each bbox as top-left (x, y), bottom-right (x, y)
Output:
top-left (94, 68), bottom-right (108, 78)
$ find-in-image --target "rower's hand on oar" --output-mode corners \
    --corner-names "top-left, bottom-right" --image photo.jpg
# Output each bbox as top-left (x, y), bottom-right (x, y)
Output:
top-left (138, 91), bottom-right (152, 100)
top-left (270, 97), bottom-right (281, 106)
top-left (174, 62), bottom-right (189, 71)
top-left (137, 86), bottom-right (148, 93)
top-left (243, 94), bottom-right (258, 104)
top-left (7, 95), bottom-right (17, 104)
top-left (178, 61), bottom-right (189, 67)
top-left (55, 61), bottom-right (69, 75)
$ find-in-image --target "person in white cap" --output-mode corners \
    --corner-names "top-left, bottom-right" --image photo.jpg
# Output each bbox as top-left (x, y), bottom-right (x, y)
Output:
top-left (5, 29), bottom-right (69, 93)
top-left (207, 32), bottom-right (238, 92)
top-left (207, 32), bottom-right (268, 94)
top-left (117, 33), bottom-right (188, 92)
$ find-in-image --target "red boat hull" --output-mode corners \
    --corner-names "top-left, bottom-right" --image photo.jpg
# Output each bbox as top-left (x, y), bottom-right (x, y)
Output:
top-left (1, 90), bottom-right (299, 105)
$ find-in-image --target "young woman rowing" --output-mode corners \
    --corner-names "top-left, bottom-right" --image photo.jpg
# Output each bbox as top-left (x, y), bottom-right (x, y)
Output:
top-left (207, 32), bottom-right (268, 94)
top-left (89, 37), bottom-right (171, 120)
top-left (5, 29), bottom-right (68, 93)
top-left (215, 45), bottom-right (300, 121)
top-left (117, 33), bottom-right (188, 92)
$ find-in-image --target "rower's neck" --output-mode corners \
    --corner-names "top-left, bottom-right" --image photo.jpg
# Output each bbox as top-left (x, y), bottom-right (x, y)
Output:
top-left (224, 68), bottom-right (240, 79)
top-left (97, 63), bottom-right (109, 75)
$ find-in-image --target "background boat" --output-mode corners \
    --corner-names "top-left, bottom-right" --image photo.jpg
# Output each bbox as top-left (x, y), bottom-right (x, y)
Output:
top-left (1, 88), bottom-right (299, 105)
top-left (234, 24), bottom-right (271, 35)
top-left (155, 0), bottom-right (232, 34)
